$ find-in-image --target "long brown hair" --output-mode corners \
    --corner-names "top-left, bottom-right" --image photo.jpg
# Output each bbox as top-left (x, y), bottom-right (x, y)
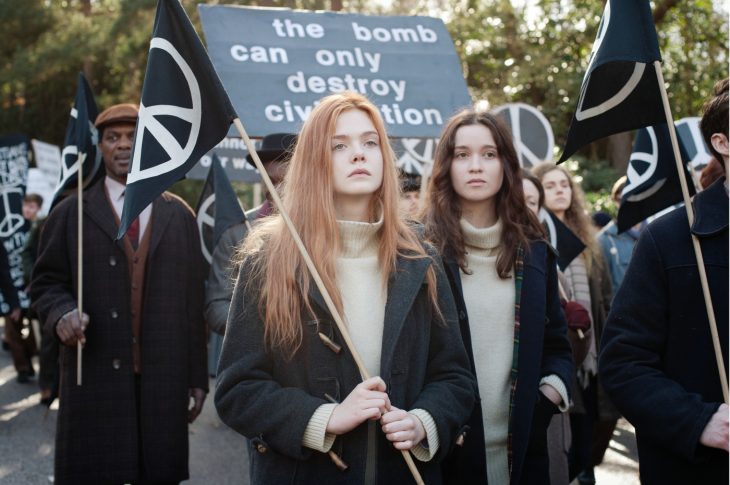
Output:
top-left (531, 162), bottom-right (601, 270)
top-left (422, 109), bottom-right (544, 278)
top-left (241, 92), bottom-right (440, 355)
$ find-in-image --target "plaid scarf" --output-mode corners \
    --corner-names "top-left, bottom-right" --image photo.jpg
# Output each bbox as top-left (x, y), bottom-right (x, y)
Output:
top-left (507, 245), bottom-right (525, 475)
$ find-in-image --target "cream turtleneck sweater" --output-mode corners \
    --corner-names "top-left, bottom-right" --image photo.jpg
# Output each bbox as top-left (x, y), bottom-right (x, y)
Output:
top-left (460, 218), bottom-right (515, 485)
top-left (302, 217), bottom-right (438, 461)
top-left (460, 218), bottom-right (569, 484)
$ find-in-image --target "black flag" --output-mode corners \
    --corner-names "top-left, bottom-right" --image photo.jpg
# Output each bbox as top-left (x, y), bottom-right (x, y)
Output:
top-left (54, 72), bottom-right (102, 205)
top-left (195, 154), bottom-right (246, 264)
top-left (616, 123), bottom-right (695, 232)
top-left (558, 0), bottom-right (664, 164)
top-left (119, 0), bottom-right (237, 238)
top-left (539, 208), bottom-right (586, 271)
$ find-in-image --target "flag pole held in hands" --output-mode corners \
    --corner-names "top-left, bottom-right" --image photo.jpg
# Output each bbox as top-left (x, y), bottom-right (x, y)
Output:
top-left (653, 62), bottom-right (728, 403)
top-left (233, 118), bottom-right (426, 485)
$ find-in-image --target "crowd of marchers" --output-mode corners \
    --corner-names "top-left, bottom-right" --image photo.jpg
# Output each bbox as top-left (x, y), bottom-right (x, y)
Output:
top-left (2, 79), bottom-right (727, 485)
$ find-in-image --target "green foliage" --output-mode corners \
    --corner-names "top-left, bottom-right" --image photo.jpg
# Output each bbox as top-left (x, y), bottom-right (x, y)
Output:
top-left (0, 0), bottom-right (725, 201)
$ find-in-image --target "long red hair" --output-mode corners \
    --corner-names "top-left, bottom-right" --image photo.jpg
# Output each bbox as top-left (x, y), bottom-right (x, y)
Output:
top-left (241, 92), bottom-right (439, 355)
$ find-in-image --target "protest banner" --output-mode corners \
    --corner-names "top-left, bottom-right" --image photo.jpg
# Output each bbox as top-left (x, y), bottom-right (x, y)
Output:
top-left (0, 133), bottom-right (31, 312)
top-left (675, 116), bottom-right (713, 185)
top-left (198, 5), bottom-right (471, 138)
top-left (30, 139), bottom-right (62, 216)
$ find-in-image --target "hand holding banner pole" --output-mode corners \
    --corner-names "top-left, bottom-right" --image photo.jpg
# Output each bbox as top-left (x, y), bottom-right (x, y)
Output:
top-left (233, 118), bottom-right (425, 485)
top-left (654, 61), bottom-right (728, 403)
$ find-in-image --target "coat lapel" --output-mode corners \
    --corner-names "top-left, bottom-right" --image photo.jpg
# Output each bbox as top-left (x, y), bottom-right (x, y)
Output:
top-left (83, 182), bottom-right (123, 244)
top-left (306, 254), bottom-right (431, 378)
top-left (148, 195), bottom-right (174, 258)
top-left (379, 255), bottom-right (431, 376)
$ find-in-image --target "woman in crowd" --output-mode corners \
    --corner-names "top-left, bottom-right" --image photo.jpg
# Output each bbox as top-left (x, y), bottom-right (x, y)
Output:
top-left (215, 91), bottom-right (474, 484)
top-left (531, 162), bottom-right (616, 485)
top-left (422, 109), bottom-right (573, 484)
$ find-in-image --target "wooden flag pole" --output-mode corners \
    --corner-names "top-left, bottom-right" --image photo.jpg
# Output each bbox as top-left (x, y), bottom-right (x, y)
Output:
top-left (233, 119), bottom-right (425, 485)
top-left (76, 154), bottom-right (85, 386)
top-left (654, 61), bottom-right (728, 403)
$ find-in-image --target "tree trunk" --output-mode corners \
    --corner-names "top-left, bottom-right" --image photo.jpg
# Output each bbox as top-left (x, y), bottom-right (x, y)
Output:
top-left (605, 132), bottom-right (633, 175)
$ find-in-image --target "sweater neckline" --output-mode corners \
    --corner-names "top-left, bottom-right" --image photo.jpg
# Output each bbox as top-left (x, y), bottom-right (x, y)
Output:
top-left (337, 215), bottom-right (383, 259)
top-left (461, 218), bottom-right (502, 250)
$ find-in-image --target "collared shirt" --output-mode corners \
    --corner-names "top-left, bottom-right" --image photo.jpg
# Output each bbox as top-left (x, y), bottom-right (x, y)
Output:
top-left (104, 176), bottom-right (152, 239)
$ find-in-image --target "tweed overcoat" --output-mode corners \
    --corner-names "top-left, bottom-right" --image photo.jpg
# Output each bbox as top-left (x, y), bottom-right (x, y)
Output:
top-left (599, 178), bottom-right (729, 484)
top-left (440, 240), bottom-right (574, 485)
top-left (215, 244), bottom-right (476, 484)
top-left (31, 180), bottom-right (208, 484)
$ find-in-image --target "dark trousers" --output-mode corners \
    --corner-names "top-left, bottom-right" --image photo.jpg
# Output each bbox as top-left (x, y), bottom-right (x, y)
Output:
top-left (39, 316), bottom-right (59, 393)
top-left (5, 314), bottom-right (36, 373)
top-left (132, 375), bottom-right (179, 485)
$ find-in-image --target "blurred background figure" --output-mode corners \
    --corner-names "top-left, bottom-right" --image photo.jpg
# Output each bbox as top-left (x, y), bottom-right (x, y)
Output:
top-left (205, 133), bottom-right (296, 376)
top-left (22, 193), bottom-right (43, 222)
top-left (532, 162), bottom-right (617, 485)
top-left (398, 170), bottom-right (421, 219)
top-left (700, 157), bottom-right (724, 189)
top-left (597, 176), bottom-right (641, 296)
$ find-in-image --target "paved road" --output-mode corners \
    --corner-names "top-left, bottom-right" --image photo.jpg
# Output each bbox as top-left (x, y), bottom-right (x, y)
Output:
top-left (1, 319), bottom-right (638, 484)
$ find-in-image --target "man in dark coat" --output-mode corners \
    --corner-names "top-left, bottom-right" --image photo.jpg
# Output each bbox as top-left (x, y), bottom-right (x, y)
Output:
top-left (599, 79), bottom-right (729, 484)
top-left (31, 104), bottom-right (208, 484)
top-left (204, 132), bottom-right (295, 336)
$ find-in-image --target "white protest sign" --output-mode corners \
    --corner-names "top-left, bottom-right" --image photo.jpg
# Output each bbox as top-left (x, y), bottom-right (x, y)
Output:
top-left (30, 139), bottom-right (62, 215)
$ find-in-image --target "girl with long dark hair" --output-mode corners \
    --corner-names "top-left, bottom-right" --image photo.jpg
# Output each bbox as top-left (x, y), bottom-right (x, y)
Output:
top-left (422, 109), bottom-right (573, 484)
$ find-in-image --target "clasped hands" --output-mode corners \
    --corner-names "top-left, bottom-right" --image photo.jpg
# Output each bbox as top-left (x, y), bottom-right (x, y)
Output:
top-left (326, 376), bottom-right (426, 451)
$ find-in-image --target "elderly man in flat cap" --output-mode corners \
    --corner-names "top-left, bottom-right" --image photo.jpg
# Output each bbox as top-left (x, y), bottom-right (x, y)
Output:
top-left (31, 103), bottom-right (208, 485)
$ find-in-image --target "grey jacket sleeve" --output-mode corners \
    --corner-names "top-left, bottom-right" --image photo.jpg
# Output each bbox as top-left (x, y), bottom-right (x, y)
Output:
top-left (204, 224), bottom-right (248, 335)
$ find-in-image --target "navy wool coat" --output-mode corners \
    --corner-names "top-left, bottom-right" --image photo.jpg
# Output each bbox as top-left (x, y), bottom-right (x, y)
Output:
top-left (215, 246), bottom-right (476, 484)
top-left (599, 178), bottom-right (729, 484)
top-left (31, 181), bottom-right (208, 484)
top-left (440, 240), bottom-right (573, 485)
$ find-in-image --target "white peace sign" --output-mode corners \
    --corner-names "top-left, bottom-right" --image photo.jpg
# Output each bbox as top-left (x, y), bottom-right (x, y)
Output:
top-left (493, 103), bottom-right (554, 167)
top-left (127, 37), bottom-right (202, 185)
top-left (575, 1), bottom-right (645, 122)
top-left (197, 193), bottom-right (215, 264)
top-left (396, 138), bottom-right (438, 176)
top-left (0, 188), bottom-right (26, 238)
top-left (622, 126), bottom-right (665, 202)
top-left (538, 207), bottom-right (558, 249)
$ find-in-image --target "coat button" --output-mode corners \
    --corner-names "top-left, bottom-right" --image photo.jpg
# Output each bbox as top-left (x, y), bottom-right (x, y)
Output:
top-left (112, 358), bottom-right (121, 370)
top-left (132, 283), bottom-right (138, 290)
top-left (459, 310), bottom-right (467, 320)
top-left (251, 437), bottom-right (268, 454)
top-left (110, 309), bottom-right (118, 319)
top-left (109, 256), bottom-right (117, 267)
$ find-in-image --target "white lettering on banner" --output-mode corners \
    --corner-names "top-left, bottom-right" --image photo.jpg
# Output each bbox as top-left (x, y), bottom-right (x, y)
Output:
top-left (230, 45), bottom-right (289, 64)
top-left (286, 71), bottom-right (406, 102)
top-left (315, 48), bottom-right (380, 73)
top-left (351, 22), bottom-right (437, 43)
top-left (271, 18), bottom-right (324, 38)
top-left (265, 100), bottom-right (442, 127)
